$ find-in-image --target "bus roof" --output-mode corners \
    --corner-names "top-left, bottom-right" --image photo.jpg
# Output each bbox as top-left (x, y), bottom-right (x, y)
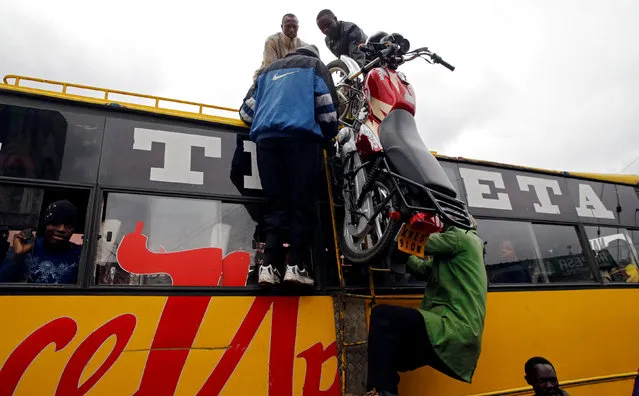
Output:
top-left (3, 74), bottom-right (638, 187)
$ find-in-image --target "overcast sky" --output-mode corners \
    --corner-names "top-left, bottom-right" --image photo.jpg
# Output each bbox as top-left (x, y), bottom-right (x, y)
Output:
top-left (1, 0), bottom-right (638, 174)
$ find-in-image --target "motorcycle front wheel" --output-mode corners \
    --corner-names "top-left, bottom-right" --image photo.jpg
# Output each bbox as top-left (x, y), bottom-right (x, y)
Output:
top-left (339, 176), bottom-right (402, 264)
top-left (327, 59), bottom-right (355, 122)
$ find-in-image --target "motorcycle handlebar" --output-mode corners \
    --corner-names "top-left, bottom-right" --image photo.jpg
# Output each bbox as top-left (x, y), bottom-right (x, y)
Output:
top-left (354, 44), bottom-right (455, 76)
top-left (431, 53), bottom-right (455, 71)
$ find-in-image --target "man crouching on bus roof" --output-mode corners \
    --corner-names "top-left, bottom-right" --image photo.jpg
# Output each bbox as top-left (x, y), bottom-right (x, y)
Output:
top-left (239, 44), bottom-right (338, 287)
top-left (0, 200), bottom-right (81, 284)
top-left (365, 215), bottom-right (487, 396)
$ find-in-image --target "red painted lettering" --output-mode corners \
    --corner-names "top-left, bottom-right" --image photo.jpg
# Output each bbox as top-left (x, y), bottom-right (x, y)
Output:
top-left (297, 342), bottom-right (340, 396)
top-left (56, 314), bottom-right (136, 395)
top-left (0, 317), bottom-right (77, 395)
top-left (136, 296), bottom-right (211, 396)
top-left (197, 297), bottom-right (299, 396)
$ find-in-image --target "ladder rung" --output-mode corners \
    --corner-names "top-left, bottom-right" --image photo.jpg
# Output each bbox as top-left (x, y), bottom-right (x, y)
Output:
top-left (368, 267), bottom-right (391, 272)
top-left (344, 340), bottom-right (367, 347)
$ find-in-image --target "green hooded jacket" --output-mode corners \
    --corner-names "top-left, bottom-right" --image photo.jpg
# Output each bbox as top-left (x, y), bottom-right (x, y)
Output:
top-left (406, 226), bottom-right (487, 383)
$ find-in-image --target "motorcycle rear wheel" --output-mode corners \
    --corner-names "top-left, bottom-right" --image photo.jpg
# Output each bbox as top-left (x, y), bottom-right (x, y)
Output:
top-left (339, 176), bottom-right (402, 264)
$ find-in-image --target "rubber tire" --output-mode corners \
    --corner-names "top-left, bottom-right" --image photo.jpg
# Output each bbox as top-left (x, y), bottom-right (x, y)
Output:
top-left (338, 176), bottom-right (402, 264)
top-left (327, 59), bottom-right (349, 80)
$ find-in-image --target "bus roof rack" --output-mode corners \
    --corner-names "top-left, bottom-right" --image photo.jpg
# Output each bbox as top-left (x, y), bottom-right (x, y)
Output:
top-left (2, 74), bottom-right (244, 127)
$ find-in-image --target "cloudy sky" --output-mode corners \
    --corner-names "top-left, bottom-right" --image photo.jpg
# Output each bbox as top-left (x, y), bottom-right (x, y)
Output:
top-left (1, 0), bottom-right (638, 174)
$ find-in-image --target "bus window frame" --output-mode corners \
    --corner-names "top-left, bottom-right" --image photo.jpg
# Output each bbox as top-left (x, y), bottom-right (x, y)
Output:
top-left (474, 217), bottom-right (603, 287)
top-left (2, 89), bottom-right (637, 295)
top-left (85, 186), bottom-right (270, 293)
top-left (0, 95), bottom-right (107, 184)
top-left (0, 177), bottom-right (95, 292)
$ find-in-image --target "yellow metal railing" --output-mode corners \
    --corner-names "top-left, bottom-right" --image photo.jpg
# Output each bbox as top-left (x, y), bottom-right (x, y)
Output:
top-left (2, 74), bottom-right (242, 125)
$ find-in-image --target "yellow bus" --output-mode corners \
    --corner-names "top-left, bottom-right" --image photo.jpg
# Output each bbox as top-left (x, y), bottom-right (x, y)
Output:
top-left (0, 75), bottom-right (637, 396)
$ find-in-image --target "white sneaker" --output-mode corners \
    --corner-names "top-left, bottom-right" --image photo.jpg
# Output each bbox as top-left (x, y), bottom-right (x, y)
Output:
top-left (283, 265), bottom-right (314, 286)
top-left (258, 265), bottom-right (281, 286)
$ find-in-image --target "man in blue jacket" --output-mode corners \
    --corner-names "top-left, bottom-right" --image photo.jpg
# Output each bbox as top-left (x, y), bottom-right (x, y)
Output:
top-left (239, 44), bottom-right (338, 287)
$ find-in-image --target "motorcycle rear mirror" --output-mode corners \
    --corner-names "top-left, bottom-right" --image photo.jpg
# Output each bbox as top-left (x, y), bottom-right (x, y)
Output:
top-left (399, 38), bottom-right (410, 53)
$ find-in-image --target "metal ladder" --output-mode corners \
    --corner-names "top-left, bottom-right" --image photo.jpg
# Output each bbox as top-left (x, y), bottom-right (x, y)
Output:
top-left (323, 150), bottom-right (396, 395)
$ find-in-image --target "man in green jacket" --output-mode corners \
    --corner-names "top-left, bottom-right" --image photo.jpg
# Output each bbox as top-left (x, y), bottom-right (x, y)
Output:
top-left (366, 221), bottom-right (487, 396)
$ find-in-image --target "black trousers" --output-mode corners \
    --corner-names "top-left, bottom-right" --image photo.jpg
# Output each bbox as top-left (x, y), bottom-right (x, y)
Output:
top-left (256, 137), bottom-right (321, 270)
top-left (367, 304), bottom-right (459, 394)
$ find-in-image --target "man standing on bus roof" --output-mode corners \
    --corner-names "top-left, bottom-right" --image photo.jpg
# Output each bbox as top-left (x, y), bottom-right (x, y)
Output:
top-left (366, 216), bottom-right (487, 396)
top-left (239, 44), bottom-right (338, 287)
top-left (316, 9), bottom-right (368, 67)
top-left (0, 200), bottom-right (81, 284)
top-left (253, 13), bottom-right (308, 80)
top-left (525, 357), bottom-right (569, 396)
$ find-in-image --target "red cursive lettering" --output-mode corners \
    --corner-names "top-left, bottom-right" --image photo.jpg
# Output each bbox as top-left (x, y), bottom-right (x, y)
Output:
top-left (297, 342), bottom-right (340, 396)
top-left (0, 317), bottom-right (77, 395)
top-left (56, 314), bottom-right (136, 395)
top-left (197, 297), bottom-right (299, 396)
top-left (135, 296), bottom-right (211, 396)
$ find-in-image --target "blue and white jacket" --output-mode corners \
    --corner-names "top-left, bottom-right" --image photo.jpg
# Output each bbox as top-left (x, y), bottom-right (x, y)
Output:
top-left (239, 47), bottom-right (339, 142)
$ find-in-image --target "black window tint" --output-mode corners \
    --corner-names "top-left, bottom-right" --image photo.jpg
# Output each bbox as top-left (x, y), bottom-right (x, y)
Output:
top-left (440, 161), bottom-right (466, 202)
top-left (476, 219), bottom-right (543, 284)
top-left (0, 103), bottom-right (103, 183)
top-left (95, 193), bottom-right (259, 287)
top-left (585, 226), bottom-right (639, 283)
top-left (531, 224), bottom-right (595, 283)
top-left (565, 180), bottom-right (639, 227)
top-left (0, 185), bottom-right (44, 229)
top-left (630, 230), bottom-right (639, 282)
top-left (99, 117), bottom-right (261, 197)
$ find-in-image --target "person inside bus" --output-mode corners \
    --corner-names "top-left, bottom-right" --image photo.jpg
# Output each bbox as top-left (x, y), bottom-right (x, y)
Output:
top-left (490, 239), bottom-right (533, 283)
top-left (365, 216), bottom-right (487, 396)
top-left (0, 229), bottom-right (9, 263)
top-left (0, 200), bottom-right (81, 284)
top-left (316, 9), bottom-right (368, 67)
top-left (605, 238), bottom-right (639, 283)
top-left (253, 13), bottom-right (307, 80)
top-left (499, 239), bottom-right (518, 261)
top-left (239, 44), bottom-right (338, 287)
top-left (524, 357), bottom-right (569, 396)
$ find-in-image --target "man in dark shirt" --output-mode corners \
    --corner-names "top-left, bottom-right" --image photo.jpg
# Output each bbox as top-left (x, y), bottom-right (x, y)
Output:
top-left (0, 200), bottom-right (81, 284)
top-left (316, 9), bottom-right (368, 67)
top-left (525, 357), bottom-right (569, 396)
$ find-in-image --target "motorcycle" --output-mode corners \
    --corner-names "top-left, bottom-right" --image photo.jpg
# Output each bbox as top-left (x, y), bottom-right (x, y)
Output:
top-left (328, 32), bottom-right (473, 264)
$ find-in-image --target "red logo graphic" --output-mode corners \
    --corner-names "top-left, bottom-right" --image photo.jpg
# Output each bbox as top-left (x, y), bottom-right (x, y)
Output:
top-left (117, 222), bottom-right (251, 287)
top-left (0, 224), bottom-right (339, 395)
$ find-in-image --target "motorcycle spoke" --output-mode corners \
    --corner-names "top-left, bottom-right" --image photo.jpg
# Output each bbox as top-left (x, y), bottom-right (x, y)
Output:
top-left (373, 216), bottom-right (384, 240)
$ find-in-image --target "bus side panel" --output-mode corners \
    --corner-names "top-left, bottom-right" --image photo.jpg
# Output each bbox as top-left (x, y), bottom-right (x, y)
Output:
top-left (0, 295), bottom-right (338, 395)
top-left (393, 289), bottom-right (639, 395)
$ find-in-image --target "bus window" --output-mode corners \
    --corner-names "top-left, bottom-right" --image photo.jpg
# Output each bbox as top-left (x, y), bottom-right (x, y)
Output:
top-left (0, 102), bottom-right (103, 183)
top-left (584, 226), bottom-right (639, 283)
top-left (0, 183), bottom-right (89, 285)
top-left (95, 193), bottom-right (258, 287)
top-left (531, 224), bottom-right (595, 283)
top-left (630, 230), bottom-right (639, 282)
top-left (476, 219), bottom-right (543, 284)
